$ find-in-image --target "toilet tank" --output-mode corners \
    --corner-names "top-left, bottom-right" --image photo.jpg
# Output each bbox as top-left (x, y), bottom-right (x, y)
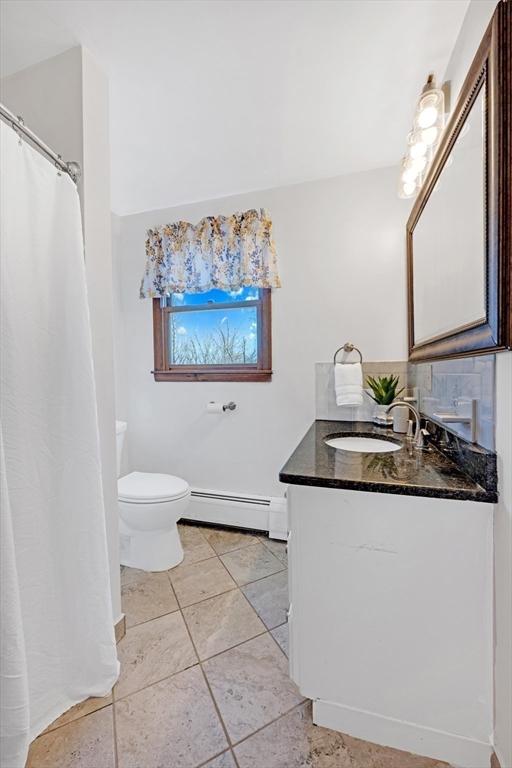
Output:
top-left (115, 421), bottom-right (127, 478)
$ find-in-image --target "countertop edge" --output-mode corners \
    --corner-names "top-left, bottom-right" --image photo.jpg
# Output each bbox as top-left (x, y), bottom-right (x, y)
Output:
top-left (279, 471), bottom-right (497, 503)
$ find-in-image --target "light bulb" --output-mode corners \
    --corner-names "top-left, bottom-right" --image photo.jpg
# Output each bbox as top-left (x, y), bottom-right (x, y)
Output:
top-left (411, 156), bottom-right (427, 174)
top-left (410, 141), bottom-right (427, 159)
top-left (402, 168), bottom-right (418, 183)
top-left (417, 105), bottom-right (438, 129)
top-left (421, 126), bottom-right (438, 146)
top-left (398, 77), bottom-right (445, 199)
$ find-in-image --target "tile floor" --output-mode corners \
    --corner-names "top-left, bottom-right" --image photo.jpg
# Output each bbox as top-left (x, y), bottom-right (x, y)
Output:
top-left (26, 524), bottom-right (449, 768)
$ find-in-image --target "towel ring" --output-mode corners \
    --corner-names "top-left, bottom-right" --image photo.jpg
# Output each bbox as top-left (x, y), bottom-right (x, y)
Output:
top-left (333, 343), bottom-right (363, 365)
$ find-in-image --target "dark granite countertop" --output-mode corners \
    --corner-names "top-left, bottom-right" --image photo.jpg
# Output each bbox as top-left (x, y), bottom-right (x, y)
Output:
top-left (279, 420), bottom-right (497, 503)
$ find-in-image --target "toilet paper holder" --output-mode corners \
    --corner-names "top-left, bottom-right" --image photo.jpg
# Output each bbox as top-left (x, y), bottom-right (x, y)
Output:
top-left (208, 401), bottom-right (237, 412)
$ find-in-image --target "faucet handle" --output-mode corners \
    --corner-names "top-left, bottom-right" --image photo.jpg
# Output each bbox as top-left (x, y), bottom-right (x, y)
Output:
top-left (415, 427), bottom-right (430, 450)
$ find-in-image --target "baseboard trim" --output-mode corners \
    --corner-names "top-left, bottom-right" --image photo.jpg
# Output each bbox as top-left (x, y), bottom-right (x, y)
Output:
top-left (491, 751), bottom-right (502, 768)
top-left (313, 699), bottom-right (492, 768)
top-left (114, 614), bottom-right (126, 643)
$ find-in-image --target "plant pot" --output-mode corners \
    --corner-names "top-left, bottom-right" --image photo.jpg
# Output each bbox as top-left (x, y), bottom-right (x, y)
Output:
top-left (373, 403), bottom-right (393, 427)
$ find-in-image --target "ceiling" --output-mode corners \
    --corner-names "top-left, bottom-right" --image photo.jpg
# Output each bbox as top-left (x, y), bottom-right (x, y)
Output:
top-left (1, 0), bottom-right (469, 215)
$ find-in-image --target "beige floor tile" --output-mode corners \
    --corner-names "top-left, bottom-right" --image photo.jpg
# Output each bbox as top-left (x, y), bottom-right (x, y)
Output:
top-left (203, 750), bottom-right (237, 768)
top-left (183, 589), bottom-right (266, 660)
top-left (115, 665), bottom-right (228, 768)
top-left (201, 526), bottom-right (260, 555)
top-left (220, 543), bottom-right (285, 586)
top-left (261, 537), bottom-right (288, 565)
top-left (242, 570), bottom-right (289, 629)
top-left (203, 632), bottom-right (303, 743)
top-left (169, 556), bottom-right (236, 607)
top-left (270, 623), bottom-right (289, 657)
top-left (341, 731), bottom-right (449, 768)
top-left (115, 611), bottom-right (197, 700)
top-left (27, 706), bottom-right (115, 768)
top-left (178, 523), bottom-right (217, 566)
top-left (234, 702), bottom-right (448, 768)
top-left (120, 565), bottom-right (146, 586)
top-left (43, 694), bottom-right (113, 733)
top-left (234, 702), bottom-right (348, 768)
top-left (121, 571), bottom-right (178, 628)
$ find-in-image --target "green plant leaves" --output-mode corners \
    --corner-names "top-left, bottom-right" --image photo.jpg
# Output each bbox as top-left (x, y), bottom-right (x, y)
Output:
top-left (365, 374), bottom-right (404, 405)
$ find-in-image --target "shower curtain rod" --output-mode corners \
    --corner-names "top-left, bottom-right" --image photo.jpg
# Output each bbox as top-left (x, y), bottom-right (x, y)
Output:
top-left (0, 101), bottom-right (82, 184)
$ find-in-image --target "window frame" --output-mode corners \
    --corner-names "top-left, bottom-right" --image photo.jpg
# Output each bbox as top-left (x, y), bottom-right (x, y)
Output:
top-left (152, 289), bottom-right (272, 382)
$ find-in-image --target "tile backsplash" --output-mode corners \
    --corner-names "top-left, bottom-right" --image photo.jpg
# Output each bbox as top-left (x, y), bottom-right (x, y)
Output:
top-left (315, 361), bottom-right (411, 423)
top-left (316, 355), bottom-right (496, 451)
top-left (408, 355), bottom-right (495, 450)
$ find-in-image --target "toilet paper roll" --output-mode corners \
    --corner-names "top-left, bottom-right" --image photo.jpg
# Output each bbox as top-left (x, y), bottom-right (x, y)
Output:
top-left (207, 402), bottom-right (224, 414)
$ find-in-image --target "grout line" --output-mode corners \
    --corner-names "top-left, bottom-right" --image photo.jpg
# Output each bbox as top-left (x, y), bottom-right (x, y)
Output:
top-left (115, 532), bottom-right (291, 761)
top-left (259, 537), bottom-right (288, 562)
top-left (121, 561), bottom-right (288, 635)
top-left (235, 581), bottom-right (281, 633)
top-left (195, 747), bottom-right (239, 768)
top-left (173, 583), bottom-right (240, 611)
top-left (175, 579), bottom-right (234, 754)
top-left (123, 605), bottom-right (180, 630)
top-left (230, 699), bottom-right (308, 752)
top-left (267, 626), bottom-right (288, 658)
top-left (111, 695), bottom-right (120, 768)
top-left (218, 549), bottom-right (286, 588)
top-left (172, 553), bottom-right (218, 569)
top-left (122, 549), bottom-right (286, 612)
top-left (198, 663), bottom-right (233, 751)
top-left (43, 531), bottom-right (290, 765)
top-left (171, 547), bottom-right (296, 767)
top-left (236, 565), bottom-right (287, 589)
top-left (192, 525), bottom-right (265, 558)
top-left (196, 625), bottom-right (270, 665)
top-left (36, 700), bottom-right (114, 737)
top-left (178, 580), bottom-right (268, 663)
top-left (113, 660), bottom-right (200, 704)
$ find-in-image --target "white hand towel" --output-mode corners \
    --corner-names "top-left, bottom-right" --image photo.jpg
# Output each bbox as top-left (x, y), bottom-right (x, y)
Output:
top-left (334, 362), bottom-right (363, 406)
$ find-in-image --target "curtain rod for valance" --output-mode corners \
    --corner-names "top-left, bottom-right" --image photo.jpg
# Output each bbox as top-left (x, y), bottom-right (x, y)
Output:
top-left (0, 102), bottom-right (82, 184)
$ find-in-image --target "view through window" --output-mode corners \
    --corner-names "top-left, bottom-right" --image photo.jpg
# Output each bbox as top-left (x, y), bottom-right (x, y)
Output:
top-left (152, 287), bottom-right (272, 381)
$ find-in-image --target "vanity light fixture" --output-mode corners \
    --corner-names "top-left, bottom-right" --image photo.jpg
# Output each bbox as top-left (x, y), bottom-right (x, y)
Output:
top-left (398, 74), bottom-right (446, 199)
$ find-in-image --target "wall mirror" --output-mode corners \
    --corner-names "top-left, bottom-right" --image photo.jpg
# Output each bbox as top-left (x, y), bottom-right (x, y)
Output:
top-left (407, 2), bottom-right (511, 362)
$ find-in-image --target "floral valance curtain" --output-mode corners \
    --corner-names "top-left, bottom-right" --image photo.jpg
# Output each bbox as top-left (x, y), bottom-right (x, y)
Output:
top-left (140, 208), bottom-right (281, 298)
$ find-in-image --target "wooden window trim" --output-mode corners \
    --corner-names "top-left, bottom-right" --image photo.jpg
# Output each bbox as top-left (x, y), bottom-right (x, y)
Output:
top-left (152, 289), bottom-right (272, 382)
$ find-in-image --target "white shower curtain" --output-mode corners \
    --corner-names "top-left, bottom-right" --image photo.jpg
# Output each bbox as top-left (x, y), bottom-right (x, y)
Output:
top-left (0, 122), bottom-right (119, 768)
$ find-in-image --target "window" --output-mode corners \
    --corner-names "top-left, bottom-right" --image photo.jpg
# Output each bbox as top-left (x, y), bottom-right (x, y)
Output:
top-left (152, 287), bottom-right (272, 381)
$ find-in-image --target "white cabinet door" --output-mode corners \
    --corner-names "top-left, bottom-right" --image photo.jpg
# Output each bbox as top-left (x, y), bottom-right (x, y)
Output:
top-left (287, 483), bottom-right (493, 762)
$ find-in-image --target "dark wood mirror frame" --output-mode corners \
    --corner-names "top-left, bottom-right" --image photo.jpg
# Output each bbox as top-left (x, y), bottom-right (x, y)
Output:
top-left (407, 1), bottom-right (511, 363)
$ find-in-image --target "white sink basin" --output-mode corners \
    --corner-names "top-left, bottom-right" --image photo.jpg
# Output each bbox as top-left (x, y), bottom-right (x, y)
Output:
top-left (325, 436), bottom-right (401, 453)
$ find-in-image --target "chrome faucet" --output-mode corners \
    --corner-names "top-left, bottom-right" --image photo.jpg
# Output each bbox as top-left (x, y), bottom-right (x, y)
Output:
top-left (386, 401), bottom-right (427, 449)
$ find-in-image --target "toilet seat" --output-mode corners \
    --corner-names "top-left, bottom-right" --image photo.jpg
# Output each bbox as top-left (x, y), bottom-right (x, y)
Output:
top-left (118, 471), bottom-right (190, 504)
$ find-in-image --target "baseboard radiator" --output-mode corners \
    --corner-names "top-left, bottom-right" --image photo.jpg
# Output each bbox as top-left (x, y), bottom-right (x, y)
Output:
top-left (183, 488), bottom-right (288, 540)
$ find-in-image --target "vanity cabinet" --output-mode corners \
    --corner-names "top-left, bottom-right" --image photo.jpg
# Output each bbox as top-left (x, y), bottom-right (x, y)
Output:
top-left (286, 483), bottom-right (493, 768)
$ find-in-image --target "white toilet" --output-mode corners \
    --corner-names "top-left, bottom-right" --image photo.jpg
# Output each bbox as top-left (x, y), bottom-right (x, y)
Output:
top-left (115, 421), bottom-right (190, 571)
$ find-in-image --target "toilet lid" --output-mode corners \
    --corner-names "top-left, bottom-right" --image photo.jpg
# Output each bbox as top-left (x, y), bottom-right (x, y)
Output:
top-left (118, 471), bottom-right (190, 503)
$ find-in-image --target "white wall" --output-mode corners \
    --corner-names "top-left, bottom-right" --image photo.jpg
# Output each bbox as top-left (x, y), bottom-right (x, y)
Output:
top-left (442, 2), bottom-right (512, 765)
top-left (80, 49), bottom-right (122, 625)
top-left (114, 166), bottom-right (408, 498)
top-left (1, 47), bottom-right (122, 624)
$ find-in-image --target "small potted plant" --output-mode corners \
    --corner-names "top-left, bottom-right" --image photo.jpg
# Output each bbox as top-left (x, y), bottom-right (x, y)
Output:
top-left (366, 374), bottom-right (404, 426)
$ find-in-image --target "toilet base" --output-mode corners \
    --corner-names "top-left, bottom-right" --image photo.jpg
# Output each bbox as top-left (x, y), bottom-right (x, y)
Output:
top-left (120, 523), bottom-right (184, 572)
